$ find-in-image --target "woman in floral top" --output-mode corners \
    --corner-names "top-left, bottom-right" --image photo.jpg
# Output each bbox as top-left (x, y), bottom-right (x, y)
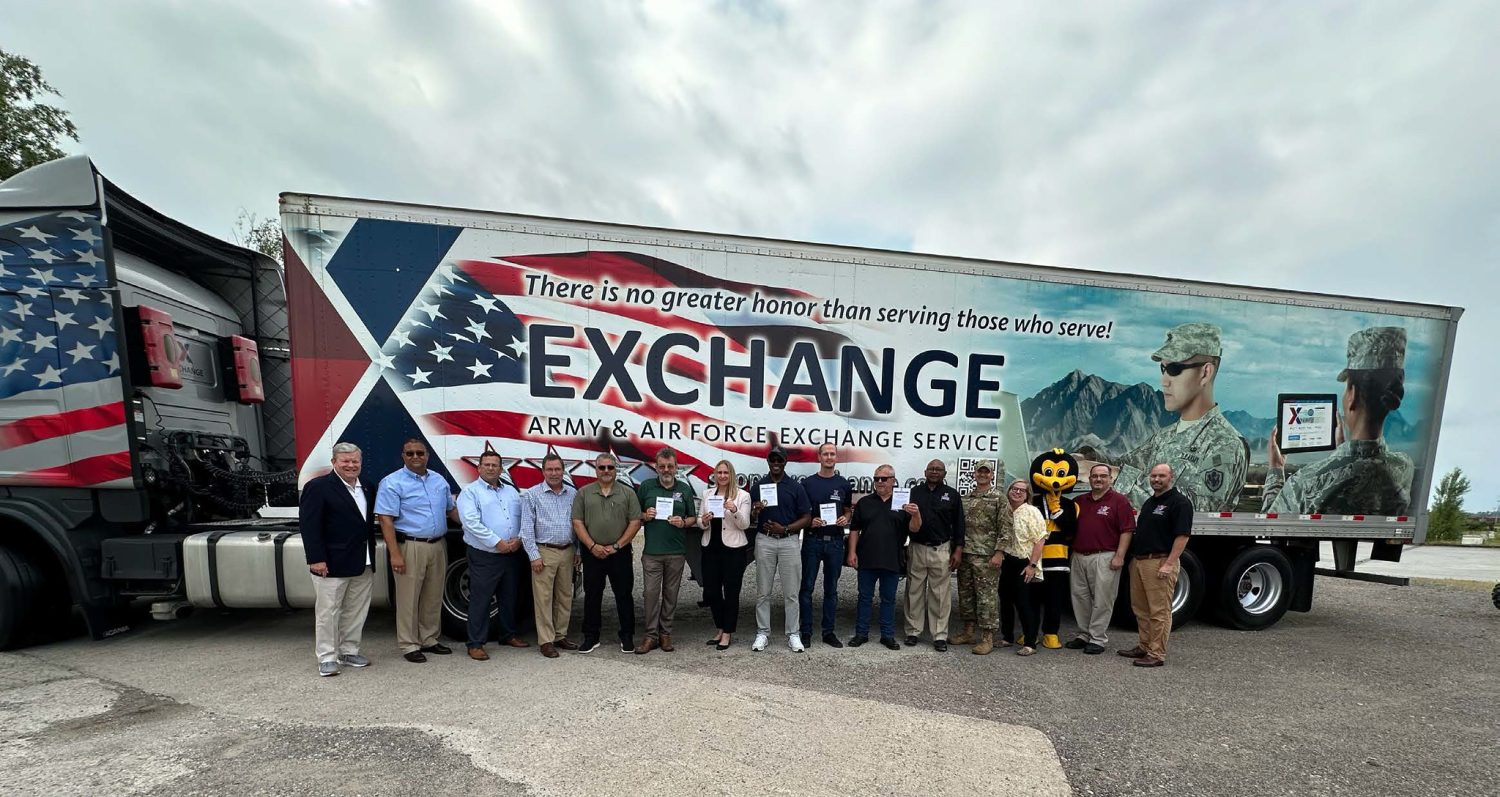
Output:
top-left (990, 479), bottom-right (1048, 655)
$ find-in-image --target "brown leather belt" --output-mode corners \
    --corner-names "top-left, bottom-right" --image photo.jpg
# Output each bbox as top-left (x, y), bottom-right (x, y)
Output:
top-left (1134, 552), bottom-right (1170, 560)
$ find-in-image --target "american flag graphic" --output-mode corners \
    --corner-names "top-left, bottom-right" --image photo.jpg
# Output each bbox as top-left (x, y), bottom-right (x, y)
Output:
top-left (0, 210), bottom-right (129, 488)
top-left (286, 216), bottom-right (891, 493)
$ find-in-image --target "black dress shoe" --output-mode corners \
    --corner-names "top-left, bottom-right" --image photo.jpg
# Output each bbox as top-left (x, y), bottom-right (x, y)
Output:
top-left (822, 633), bottom-right (844, 649)
top-left (403, 651), bottom-right (427, 663)
top-left (880, 637), bottom-right (901, 650)
top-left (848, 635), bottom-right (868, 647)
top-left (1064, 638), bottom-right (1088, 650)
top-left (903, 635), bottom-right (918, 646)
top-left (800, 631), bottom-right (812, 648)
top-left (933, 640), bottom-right (949, 652)
top-left (421, 643), bottom-right (453, 655)
top-left (1084, 643), bottom-right (1105, 655)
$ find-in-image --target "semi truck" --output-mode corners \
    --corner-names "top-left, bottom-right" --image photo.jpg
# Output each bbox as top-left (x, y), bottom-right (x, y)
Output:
top-left (0, 156), bottom-right (1462, 649)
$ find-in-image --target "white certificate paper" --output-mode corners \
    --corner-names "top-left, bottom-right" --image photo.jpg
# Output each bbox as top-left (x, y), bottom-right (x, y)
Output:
top-left (760, 484), bottom-right (778, 508)
top-left (707, 495), bottom-right (726, 518)
top-left (655, 496), bottom-right (676, 519)
top-left (890, 488), bottom-right (910, 510)
top-left (820, 503), bottom-right (839, 526)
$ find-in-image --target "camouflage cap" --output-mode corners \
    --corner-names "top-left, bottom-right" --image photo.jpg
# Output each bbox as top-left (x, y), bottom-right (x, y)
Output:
top-left (1337, 326), bottom-right (1406, 380)
top-left (1151, 322), bottom-right (1222, 362)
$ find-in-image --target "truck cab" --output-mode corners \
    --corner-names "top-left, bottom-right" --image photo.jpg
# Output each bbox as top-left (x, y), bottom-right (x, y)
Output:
top-left (0, 156), bottom-right (291, 647)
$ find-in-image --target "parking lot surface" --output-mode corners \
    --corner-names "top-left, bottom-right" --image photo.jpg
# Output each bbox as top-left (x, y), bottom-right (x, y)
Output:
top-left (3, 573), bottom-right (1497, 796)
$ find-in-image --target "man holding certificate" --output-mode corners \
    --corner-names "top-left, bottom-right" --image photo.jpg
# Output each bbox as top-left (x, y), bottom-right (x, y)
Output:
top-left (749, 444), bottom-right (812, 652)
top-left (848, 464), bottom-right (922, 649)
top-left (634, 448), bottom-right (698, 654)
top-left (799, 443), bottom-right (854, 649)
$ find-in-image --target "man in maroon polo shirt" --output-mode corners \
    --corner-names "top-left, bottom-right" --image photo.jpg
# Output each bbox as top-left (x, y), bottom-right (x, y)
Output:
top-left (1066, 463), bottom-right (1135, 654)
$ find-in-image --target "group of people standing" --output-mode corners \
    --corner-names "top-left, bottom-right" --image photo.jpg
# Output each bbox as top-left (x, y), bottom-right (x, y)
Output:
top-left (298, 438), bottom-right (1194, 677)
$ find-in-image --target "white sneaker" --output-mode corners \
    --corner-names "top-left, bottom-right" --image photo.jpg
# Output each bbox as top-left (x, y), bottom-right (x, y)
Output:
top-left (788, 635), bottom-right (805, 653)
top-left (751, 633), bottom-right (769, 651)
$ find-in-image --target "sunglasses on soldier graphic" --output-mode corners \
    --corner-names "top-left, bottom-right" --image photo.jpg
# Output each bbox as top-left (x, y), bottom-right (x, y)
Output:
top-left (1159, 361), bottom-right (1208, 377)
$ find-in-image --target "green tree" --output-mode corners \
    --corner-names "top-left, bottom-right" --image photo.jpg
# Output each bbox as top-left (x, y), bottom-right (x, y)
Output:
top-left (1425, 467), bottom-right (1470, 543)
top-left (1, 49), bottom-right (79, 180)
top-left (232, 210), bottom-right (282, 265)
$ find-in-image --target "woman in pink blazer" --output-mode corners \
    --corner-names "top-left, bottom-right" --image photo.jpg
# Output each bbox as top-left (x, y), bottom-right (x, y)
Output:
top-left (699, 459), bottom-right (752, 650)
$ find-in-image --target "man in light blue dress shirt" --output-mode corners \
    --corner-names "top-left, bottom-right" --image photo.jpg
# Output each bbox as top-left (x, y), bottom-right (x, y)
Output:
top-left (375, 439), bottom-right (459, 663)
top-left (458, 450), bottom-right (527, 659)
top-left (521, 453), bottom-right (581, 658)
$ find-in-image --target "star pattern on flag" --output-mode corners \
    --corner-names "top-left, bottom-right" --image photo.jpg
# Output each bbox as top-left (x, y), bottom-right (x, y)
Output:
top-left (0, 211), bottom-right (109, 288)
top-left (376, 261), bottom-right (526, 390)
top-left (0, 287), bottom-right (119, 400)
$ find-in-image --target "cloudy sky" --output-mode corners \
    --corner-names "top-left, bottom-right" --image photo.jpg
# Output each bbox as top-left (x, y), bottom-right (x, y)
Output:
top-left (6, 1), bottom-right (1495, 508)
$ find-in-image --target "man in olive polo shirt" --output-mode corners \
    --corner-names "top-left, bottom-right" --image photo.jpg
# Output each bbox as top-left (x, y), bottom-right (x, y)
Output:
top-left (634, 447), bottom-right (698, 654)
top-left (571, 452), bottom-right (643, 654)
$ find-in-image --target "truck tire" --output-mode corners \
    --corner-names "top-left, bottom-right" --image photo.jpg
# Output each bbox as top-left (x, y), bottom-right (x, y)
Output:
top-left (441, 557), bottom-right (492, 642)
top-left (1110, 550), bottom-right (1205, 631)
top-left (440, 554), bottom-right (536, 642)
top-left (0, 545), bottom-right (45, 650)
top-left (1212, 545), bottom-right (1294, 630)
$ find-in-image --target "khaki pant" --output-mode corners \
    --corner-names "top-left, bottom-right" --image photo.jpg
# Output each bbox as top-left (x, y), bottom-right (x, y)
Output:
top-left (1071, 551), bottom-right (1121, 646)
top-left (311, 569), bottom-right (373, 663)
top-left (904, 542), bottom-right (952, 641)
top-left (395, 539), bottom-right (447, 653)
top-left (642, 553), bottom-right (685, 641)
top-left (1129, 557), bottom-right (1177, 661)
top-left (531, 545), bottom-right (575, 643)
top-left (755, 535), bottom-right (801, 637)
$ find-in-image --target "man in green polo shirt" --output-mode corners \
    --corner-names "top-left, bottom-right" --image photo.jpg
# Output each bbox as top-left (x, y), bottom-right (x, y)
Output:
top-left (571, 452), bottom-right (643, 654)
top-left (634, 448), bottom-right (699, 654)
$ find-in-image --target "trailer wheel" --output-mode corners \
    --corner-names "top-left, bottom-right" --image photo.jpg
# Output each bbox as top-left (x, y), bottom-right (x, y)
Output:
top-left (0, 545), bottom-right (45, 650)
top-left (1170, 550), bottom-right (1205, 629)
top-left (441, 557), bottom-right (496, 642)
top-left (1213, 546), bottom-right (1294, 630)
top-left (1110, 550), bottom-right (1205, 630)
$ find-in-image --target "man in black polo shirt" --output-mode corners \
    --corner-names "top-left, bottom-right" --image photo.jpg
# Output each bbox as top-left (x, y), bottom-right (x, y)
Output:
top-left (1121, 463), bottom-right (1193, 668)
top-left (905, 459), bottom-right (965, 651)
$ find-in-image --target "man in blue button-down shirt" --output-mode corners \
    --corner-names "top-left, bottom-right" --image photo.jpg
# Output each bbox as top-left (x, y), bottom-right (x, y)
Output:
top-left (375, 439), bottom-right (459, 663)
top-left (458, 450), bottom-right (527, 660)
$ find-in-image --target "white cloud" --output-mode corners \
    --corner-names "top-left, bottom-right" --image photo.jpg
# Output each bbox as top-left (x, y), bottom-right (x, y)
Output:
top-left (6, 0), bottom-right (1495, 508)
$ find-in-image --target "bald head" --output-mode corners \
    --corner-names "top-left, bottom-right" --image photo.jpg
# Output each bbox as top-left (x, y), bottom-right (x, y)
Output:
top-left (1149, 463), bottom-right (1174, 496)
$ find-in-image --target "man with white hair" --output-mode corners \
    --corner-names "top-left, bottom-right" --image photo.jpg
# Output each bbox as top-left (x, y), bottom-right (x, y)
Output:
top-left (300, 442), bottom-right (378, 677)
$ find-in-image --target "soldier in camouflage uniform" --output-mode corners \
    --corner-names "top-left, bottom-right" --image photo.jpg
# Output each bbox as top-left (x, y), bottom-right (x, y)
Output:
top-left (1115, 323), bottom-right (1249, 512)
top-left (1263, 327), bottom-right (1413, 515)
top-left (951, 462), bottom-right (1009, 655)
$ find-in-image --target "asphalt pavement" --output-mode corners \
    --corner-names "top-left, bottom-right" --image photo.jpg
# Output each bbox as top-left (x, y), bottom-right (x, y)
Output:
top-left (1317, 541), bottom-right (1500, 582)
top-left (3, 570), bottom-right (1497, 796)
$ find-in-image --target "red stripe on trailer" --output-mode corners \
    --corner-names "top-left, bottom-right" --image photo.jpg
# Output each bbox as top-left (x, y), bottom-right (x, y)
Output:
top-left (1218, 512), bottom-right (1233, 518)
top-left (1309, 514), bottom-right (1322, 520)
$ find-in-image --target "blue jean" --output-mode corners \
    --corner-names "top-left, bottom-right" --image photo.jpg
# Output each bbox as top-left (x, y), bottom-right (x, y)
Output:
top-left (799, 535), bottom-right (845, 636)
top-left (855, 568), bottom-right (900, 639)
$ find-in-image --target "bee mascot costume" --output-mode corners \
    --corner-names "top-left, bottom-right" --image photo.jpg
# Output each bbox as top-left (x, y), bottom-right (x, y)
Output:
top-left (1030, 448), bottom-right (1080, 649)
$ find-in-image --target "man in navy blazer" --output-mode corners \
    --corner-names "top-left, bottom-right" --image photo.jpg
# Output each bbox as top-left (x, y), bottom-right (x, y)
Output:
top-left (301, 441), bottom-right (379, 677)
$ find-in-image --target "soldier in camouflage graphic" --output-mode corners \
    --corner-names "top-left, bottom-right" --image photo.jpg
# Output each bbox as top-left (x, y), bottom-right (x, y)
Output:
top-left (1115, 323), bottom-right (1249, 512)
top-left (952, 462), bottom-right (1009, 655)
top-left (1263, 327), bottom-right (1413, 515)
